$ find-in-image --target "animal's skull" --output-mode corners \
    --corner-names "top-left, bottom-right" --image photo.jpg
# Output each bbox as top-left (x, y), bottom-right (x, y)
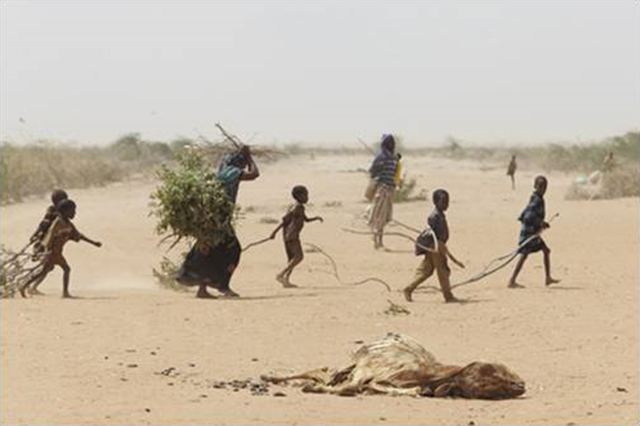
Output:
top-left (453, 362), bottom-right (526, 399)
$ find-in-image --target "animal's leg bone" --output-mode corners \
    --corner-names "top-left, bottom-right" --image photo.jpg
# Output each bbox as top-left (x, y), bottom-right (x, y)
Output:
top-left (366, 382), bottom-right (423, 397)
top-left (261, 367), bottom-right (330, 385)
top-left (301, 381), bottom-right (363, 397)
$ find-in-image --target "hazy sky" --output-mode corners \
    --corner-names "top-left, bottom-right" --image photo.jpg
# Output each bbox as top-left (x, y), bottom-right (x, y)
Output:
top-left (1, 1), bottom-right (638, 146)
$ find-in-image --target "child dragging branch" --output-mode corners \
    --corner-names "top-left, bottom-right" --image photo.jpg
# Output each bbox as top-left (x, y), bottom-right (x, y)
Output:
top-left (270, 185), bottom-right (323, 288)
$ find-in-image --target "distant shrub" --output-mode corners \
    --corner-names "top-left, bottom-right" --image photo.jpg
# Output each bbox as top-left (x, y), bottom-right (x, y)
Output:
top-left (0, 142), bottom-right (123, 204)
top-left (0, 132), bottom-right (180, 204)
top-left (394, 176), bottom-right (428, 203)
top-left (610, 131), bottom-right (639, 161)
top-left (427, 131), bottom-right (638, 176)
top-left (565, 166), bottom-right (639, 200)
top-left (258, 216), bottom-right (279, 224)
top-left (600, 166), bottom-right (639, 199)
top-left (109, 133), bottom-right (174, 164)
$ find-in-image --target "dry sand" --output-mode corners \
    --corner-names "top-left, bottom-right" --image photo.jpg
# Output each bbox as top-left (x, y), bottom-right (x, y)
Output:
top-left (1, 154), bottom-right (638, 425)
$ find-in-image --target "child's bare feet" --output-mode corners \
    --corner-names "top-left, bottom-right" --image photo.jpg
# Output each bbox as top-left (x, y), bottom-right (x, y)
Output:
top-left (508, 281), bottom-right (526, 289)
top-left (29, 288), bottom-right (45, 296)
top-left (276, 274), bottom-right (288, 286)
top-left (403, 288), bottom-right (413, 302)
top-left (62, 292), bottom-right (76, 299)
top-left (282, 282), bottom-right (298, 288)
top-left (545, 277), bottom-right (561, 286)
top-left (444, 296), bottom-right (461, 304)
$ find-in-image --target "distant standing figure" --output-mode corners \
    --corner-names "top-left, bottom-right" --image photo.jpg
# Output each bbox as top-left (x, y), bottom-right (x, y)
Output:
top-left (270, 185), bottom-right (323, 288)
top-left (368, 134), bottom-right (399, 250)
top-left (507, 176), bottom-right (560, 288)
top-left (602, 151), bottom-right (615, 173)
top-left (506, 155), bottom-right (517, 190)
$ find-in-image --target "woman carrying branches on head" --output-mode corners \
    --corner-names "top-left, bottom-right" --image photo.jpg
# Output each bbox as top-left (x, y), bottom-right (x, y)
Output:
top-left (177, 145), bottom-right (260, 298)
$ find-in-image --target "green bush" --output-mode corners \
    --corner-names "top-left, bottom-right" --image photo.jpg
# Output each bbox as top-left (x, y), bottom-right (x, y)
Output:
top-left (149, 149), bottom-right (238, 248)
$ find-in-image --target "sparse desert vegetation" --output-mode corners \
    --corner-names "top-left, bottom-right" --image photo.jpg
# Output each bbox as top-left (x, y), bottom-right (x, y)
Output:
top-left (1, 131), bottom-right (637, 204)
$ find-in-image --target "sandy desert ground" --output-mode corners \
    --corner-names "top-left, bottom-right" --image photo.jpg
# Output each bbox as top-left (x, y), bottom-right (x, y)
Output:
top-left (1, 154), bottom-right (638, 425)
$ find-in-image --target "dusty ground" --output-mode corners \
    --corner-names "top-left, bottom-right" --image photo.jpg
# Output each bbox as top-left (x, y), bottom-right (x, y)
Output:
top-left (1, 154), bottom-right (638, 425)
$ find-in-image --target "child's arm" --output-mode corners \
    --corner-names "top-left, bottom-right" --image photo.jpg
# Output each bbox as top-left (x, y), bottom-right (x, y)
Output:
top-left (271, 207), bottom-right (293, 239)
top-left (79, 234), bottom-right (102, 247)
top-left (541, 213), bottom-right (559, 231)
top-left (69, 222), bottom-right (101, 247)
top-left (270, 221), bottom-right (284, 239)
top-left (303, 214), bottom-right (323, 223)
top-left (440, 242), bottom-right (465, 269)
top-left (447, 249), bottom-right (465, 269)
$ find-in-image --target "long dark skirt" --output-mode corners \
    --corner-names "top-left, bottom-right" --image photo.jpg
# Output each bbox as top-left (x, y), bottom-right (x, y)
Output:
top-left (176, 235), bottom-right (241, 291)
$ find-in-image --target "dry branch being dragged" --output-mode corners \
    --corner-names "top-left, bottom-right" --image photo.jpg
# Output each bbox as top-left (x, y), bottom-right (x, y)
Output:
top-left (304, 242), bottom-right (392, 292)
top-left (240, 235), bottom-right (391, 291)
top-left (342, 228), bottom-right (439, 254)
top-left (1, 243), bottom-right (47, 298)
top-left (447, 213), bottom-right (559, 289)
top-left (241, 236), bottom-right (273, 253)
top-left (262, 333), bottom-right (525, 399)
top-left (345, 214), bottom-right (559, 293)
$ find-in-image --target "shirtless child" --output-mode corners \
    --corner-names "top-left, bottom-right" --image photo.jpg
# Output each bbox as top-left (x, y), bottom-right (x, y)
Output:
top-left (20, 199), bottom-right (102, 298)
top-left (270, 186), bottom-right (323, 288)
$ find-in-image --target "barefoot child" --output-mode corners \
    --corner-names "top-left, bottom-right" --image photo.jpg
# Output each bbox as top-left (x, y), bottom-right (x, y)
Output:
top-left (403, 189), bottom-right (464, 303)
top-left (270, 185), bottom-right (323, 288)
top-left (30, 189), bottom-right (68, 261)
top-left (20, 199), bottom-right (102, 298)
top-left (508, 176), bottom-right (559, 288)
